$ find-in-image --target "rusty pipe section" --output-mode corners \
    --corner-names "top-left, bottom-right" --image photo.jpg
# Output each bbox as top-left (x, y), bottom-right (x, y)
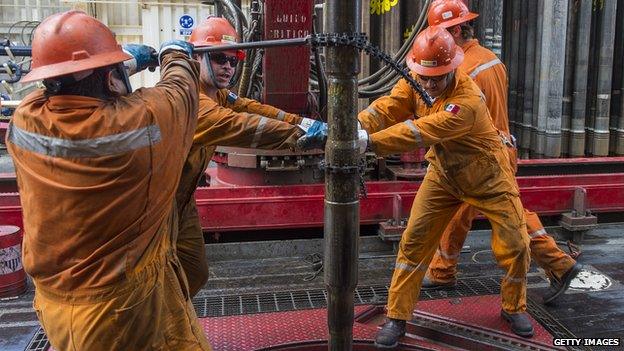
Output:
top-left (323, 0), bottom-right (361, 350)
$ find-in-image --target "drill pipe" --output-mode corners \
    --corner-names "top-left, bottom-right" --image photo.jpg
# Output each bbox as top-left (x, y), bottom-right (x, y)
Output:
top-left (323, 0), bottom-right (361, 350)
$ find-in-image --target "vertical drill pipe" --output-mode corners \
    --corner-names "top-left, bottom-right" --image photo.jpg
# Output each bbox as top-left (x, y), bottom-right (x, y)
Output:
top-left (520, 0), bottom-right (537, 158)
top-left (609, 0), bottom-right (623, 153)
top-left (561, 0), bottom-right (578, 156)
top-left (324, 0), bottom-right (361, 350)
top-left (592, 0), bottom-right (617, 156)
top-left (531, 0), bottom-right (544, 157)
top-left (491, 0), bottom-right (503, 57)
top-left (507, 0), bottom-right (521, 139)
top-left (616, 0), bottom-right (624, 154)
top-left (513, 1), bottom-right (527, 142)
top-left (536, 0), bottom-right (568, 158)
top-left (569, 0), bottom-right (592, 156)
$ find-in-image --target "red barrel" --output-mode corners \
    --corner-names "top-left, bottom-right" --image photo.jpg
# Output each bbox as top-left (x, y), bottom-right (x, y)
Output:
top-left (0, 225), bottom-right (27, 298)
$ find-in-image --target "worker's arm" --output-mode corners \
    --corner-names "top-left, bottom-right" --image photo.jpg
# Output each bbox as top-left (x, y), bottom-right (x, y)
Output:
top-left (369, 101), bottom-right (475, 156)
top-left (194, 95), bottom-right (301, 150)
top-left (223, 90), bottom-right (304, 125)
top-left (357, 78), bottom-right (415, 134)
top-left (137, 42), bottom-right (200, 154)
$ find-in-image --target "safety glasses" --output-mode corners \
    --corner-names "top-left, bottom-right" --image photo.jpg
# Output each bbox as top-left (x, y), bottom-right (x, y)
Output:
top-left (416, 73), bottom-right (448, 84)
top-left (210, 53), bottom-right (239, 67)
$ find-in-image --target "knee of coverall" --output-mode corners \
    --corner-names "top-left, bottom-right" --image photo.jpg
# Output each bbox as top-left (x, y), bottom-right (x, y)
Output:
top-left (177, 200), bottom-right (209, 297)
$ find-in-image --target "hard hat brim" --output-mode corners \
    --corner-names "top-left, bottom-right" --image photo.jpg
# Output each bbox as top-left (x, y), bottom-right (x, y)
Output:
top-left (406, 47), bottom-right (464, 76)
top-left (437, 12), bottom-right (479, 28)
top-left (21, 50), bottom-right (132, 83)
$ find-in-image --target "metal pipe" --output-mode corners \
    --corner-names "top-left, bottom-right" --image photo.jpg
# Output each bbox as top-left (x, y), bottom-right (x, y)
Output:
top-left (531, 0), bottom-right (545, 157)
top-left (536, 0), bottom-right (568, 158)
top-left (561, 0), bottom-right (578, 156)
top-left (513, 1), bottom-right (527, 139)
top-left (507, 0), bottom-right (521, 138)
top-left (520, 0), bottom-right (538, 158)
top-left (569, 0), bottom-right (592, 157)
top-left (196, 37), bottom-right (310, 52)
top-left (1, 45), bottom-right (32, 56)
top-left (616, 0), bottom-right (624, 155)
top-left (592, 0), bottom-right (617, 156)
top-left (324, 0), bottom-right (360, 349)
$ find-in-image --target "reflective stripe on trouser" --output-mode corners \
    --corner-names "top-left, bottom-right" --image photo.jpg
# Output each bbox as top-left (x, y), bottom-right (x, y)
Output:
top-left (427, 202), bottom-right (477, 283)
top-left (177, 196), bottom-right (210, 298)
top-left (427, 207), bottom-right (576, 283)
top-left (33, 255), bottom-right (212, 351)
top-left (387, 172), bottom-right (529, 321)
top-left (525, 210), bottom-right (576, 280)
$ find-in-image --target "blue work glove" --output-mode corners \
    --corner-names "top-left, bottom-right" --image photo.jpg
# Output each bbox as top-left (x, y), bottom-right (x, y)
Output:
top-left (158, 40), bottom-right (194, 64)
top-left (296, 120), bottom-right (328, 151)
top-left (1, 93), bottom-right (12, 116)
top-left (122, 44), bottom-right (158, 75)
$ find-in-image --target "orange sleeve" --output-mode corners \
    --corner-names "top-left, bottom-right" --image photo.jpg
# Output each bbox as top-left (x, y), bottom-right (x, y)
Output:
top-left (194, 95), bottom-right (301, 150)
top-left (368, 99), bottom-right (475, 156)
top-left (357, 78), bottom-right (415, 134)
top-left (222, 90), bottom-right (303, 125)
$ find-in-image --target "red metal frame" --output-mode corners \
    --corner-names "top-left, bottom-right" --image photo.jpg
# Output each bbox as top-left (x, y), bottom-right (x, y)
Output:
top-left (201, 296), bottom-right (560, 350)
top-left (1, 173), bottom-right (623, 232)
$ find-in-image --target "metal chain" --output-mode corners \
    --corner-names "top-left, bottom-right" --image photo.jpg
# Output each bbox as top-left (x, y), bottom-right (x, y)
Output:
top-left (319, 158), bottom-right (368, 199)
top-left (309, 32), bottom-right (433, 107)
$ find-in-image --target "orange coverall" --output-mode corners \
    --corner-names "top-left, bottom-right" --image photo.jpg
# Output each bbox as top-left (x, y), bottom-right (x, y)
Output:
top-left (7, 52), bottom-right (211, 350)
top-left (427, 39), bottom-right (576, 285)
top-left (358, 70), bottom-right (530, 318)
top-left (176, 89), bottom-right (303, 296)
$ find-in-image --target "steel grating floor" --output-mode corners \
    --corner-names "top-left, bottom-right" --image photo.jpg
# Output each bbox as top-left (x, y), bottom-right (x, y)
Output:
top-left (24, 276), bottom-right (583, 351)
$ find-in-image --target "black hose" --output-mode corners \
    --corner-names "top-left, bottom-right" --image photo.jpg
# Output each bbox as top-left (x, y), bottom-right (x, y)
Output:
top-left (312, 14), bottom-right (327, 121)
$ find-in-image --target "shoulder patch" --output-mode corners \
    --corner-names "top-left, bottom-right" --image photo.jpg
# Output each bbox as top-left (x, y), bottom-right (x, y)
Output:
top-left (227, 91), bottom-right (238, 104)
top-left (445, 103), bottom-right (460, 114)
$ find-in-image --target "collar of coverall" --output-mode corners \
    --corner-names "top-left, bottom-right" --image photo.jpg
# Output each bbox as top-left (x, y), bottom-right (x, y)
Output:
top-left (460, 38), bottom-right (480, 52)
top-left (430, 71), bottom-right (459, 104)
top-left (47, 94), bottom-right (107, 109)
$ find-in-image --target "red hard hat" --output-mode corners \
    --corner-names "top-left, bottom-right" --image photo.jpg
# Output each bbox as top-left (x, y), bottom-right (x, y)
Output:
top-left (406, 25), bottom-right (464, 76)
top-left (189, 17), bottom-right (239, 47)
top-left (427, 0), bottom-right (479, 28)
top-left (21, 10), bottom-right (131, 83)
top-left (189, 17), bottom-right (244, 59)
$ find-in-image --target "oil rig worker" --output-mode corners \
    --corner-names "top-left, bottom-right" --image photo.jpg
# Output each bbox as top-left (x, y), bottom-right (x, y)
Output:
top-left (176, 17), bottom-right (315, 297)
top-left (298, 25), bottom-right (534, 346)
top-left (6, 11), bottom-right (212, 350)
top-left (423, 0), bottom-right (581, 305)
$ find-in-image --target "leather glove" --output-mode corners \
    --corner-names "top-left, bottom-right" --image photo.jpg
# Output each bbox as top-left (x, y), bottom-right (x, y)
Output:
top-left (296, 120), bottom-right (327, 151)
top-left (122, 44), bottom-right (158, 75)
top-left (158, 40), bottom-right (194, 64)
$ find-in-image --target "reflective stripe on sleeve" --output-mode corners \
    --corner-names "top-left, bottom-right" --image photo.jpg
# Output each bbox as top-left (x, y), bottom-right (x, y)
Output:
top-left (249, 116), bottom-right (268, 148)
top-left (469, 58), bottom-right (503, 79)
top-left (8, 123), bottom-right (162, 158)
top-left (277, 110), bottom-right (286, 121)
top-left (403, 119), bottom-right (423, 146)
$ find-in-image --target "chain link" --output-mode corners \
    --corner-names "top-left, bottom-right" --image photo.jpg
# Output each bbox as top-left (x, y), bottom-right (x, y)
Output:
top-left (309, 32), bottom-right (433, 107)
top-left (319, 158), bottom-right (368, 199)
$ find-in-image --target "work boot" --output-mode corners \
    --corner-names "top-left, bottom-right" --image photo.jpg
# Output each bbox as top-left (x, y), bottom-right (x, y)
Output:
top-left (501, 310), bottom-right (534, 337)
top-left (374, 318), bottom-right (406, 349)
top-left (543, 263), bottom-right (582, 304)
top-left (421, 276), bottom-right (457, 291)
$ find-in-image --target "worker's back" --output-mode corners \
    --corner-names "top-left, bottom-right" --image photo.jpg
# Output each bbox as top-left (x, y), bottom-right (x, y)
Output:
top-left (7, 52), bottom-right (199, 292)
top-left (460, 39), bottom-right (509, 135)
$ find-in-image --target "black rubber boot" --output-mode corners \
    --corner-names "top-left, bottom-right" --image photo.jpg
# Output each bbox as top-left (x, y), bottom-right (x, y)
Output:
top-left (543, 263), bottom-right (582, 304)
top-left (501, 310), bottom-right (534, 337)
top-left (421, 276), bottom-right (457, 291)
top-left (374, 318), bottom-right (406, 349)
